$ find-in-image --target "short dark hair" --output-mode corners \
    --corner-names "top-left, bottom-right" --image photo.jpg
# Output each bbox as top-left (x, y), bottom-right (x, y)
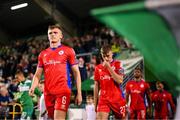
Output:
top-left (100, 45), bottom-right (112, 55)
top-left (134, 67), bottom-right (142, 72)
top-left (15, 69), bottom-right (24, 75)
top-left (48, 24), bottom-right (61, 30)
top-left (156, 81), bottom-right (163, 85)
top-left (15, 69), bottom-right (28, 77)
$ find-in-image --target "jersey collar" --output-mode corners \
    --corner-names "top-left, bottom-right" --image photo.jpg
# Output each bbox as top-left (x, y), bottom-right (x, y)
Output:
top-left (50, 44), bottom-right (62, 51)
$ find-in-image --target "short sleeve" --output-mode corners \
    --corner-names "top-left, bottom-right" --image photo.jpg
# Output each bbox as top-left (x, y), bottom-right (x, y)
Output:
top-left (38, 53), bottom-right (44, 68)
top-left (94, 66), bottom-right (100, 82)
top-left (68, 48), bottom-right (78, 65)
top-left (114, 61), bottom-right (124, 75)
top-left (145, 82), bottom-right (150, 90)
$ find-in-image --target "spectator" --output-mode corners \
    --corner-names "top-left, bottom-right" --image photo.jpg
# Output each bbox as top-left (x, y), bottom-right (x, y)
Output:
top-left (0, 86), bottom-right (12, 119)
top-left (78, 57), bottom-right (88, 81)
top-left (14, 70), bottom-right (41, 120)
top-left (85, 95), bottom-right (96, 120)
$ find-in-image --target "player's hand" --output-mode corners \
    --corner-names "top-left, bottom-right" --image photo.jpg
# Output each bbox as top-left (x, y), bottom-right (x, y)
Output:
top-left (103, 61), bottom-right (110, 68)
top-left (29, 87), bottom-right (35, 96)
top-left (75, 93), bottom-right (82, 106)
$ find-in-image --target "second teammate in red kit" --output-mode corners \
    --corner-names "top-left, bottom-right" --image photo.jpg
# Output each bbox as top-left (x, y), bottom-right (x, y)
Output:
top-left (151, 81), bottom-right (176, 119)
top-left (125, 67), bottom-right (151, 120)
top-left (29, 24), bottom-right (82, 119)
top-left (94, 45), bottom-right (126, 119)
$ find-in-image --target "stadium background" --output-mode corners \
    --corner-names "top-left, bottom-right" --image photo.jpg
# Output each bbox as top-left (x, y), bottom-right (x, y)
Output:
top-left (0, 0), bottom-right (179, 119)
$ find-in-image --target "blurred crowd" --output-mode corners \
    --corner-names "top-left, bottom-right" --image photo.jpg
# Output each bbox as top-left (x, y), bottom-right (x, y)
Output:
top-left (0, 26), bottom-right (130, 119)
top-left (0, 26), bottom-right (130, 82)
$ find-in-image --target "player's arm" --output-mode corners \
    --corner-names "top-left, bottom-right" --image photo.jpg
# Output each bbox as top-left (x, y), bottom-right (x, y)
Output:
top-left (125, 84), bottom-right (130, 105)
top-left (94, 80), bottom-right (99, 112)
top-left (71, 64), bottom-right (82, 105)
top-left (104, 61), bottom-right (123, 84)
top-left (146, 88), bottom-right (152, 108)
top-left (29, 67), bottom-right (43, 96)
top-left (146, 85), bottom-right (152, 117)
top-left (168, 93), bottom-right (176, 113)
top-left (125, 92), bottom-right (130, 105)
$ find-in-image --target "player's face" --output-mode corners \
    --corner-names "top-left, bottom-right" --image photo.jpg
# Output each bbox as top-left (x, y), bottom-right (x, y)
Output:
top-left (102, 51), bottom-right (113, 62)
top-left (134, 70), bottom-right (141, 78)
top-left (14, 74), bottom-right (23, 82)
top-left (48, 28), bottom-right (63, 44)
top-left (156, 82), bottom-right (164, 90)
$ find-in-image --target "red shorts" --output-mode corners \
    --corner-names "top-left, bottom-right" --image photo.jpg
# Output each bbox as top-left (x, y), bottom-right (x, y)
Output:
top-left (97, 99), bottom-right (126, 119)
top-left (129, 108), bottom-right (146, 120)
top-left (44, 92), bottom-right (71, 119)
top-left (155, 112), bottom-right (168, 120)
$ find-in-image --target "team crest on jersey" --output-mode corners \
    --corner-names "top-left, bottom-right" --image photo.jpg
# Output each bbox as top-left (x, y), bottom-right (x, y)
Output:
top-left (163, 94), bottom-right (166, 97)
top-left (119, 68), bottom-right (124, 74)
top-left (130, 84), bottom-right (133, 88)
top-left (58, 50), bottom-right (64, 55)
top-left (140, 84), bottom-right (144, 88)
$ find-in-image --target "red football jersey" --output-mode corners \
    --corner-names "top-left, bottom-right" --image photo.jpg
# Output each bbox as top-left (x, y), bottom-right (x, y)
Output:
top-left (38, 45), bottom-right (77, 94)
top-left (151, 90), bottom-right (175, 117)
top-left (125, 79), bottom-right (150, 110)
top-left (94, 60), bottom-right (124, 102)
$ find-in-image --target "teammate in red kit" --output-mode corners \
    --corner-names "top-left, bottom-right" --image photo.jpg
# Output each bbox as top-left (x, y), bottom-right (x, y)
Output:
top-left (125, 67), bottom-right (151, 120)
top-left (151, 81), bottom-right (176, 119)
top-left (29, 24), bottom-right (82, 119)
top-left (94, 45), bottom-right (126, 120)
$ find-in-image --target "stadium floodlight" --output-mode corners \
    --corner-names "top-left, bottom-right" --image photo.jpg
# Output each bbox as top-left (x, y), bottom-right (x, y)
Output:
top-left (10, 3), bottom-right (28, 10)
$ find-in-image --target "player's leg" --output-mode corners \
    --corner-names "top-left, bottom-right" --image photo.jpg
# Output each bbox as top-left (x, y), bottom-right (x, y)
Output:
top-left (44, 94), bottom-right (55, 119)
top-left (54, 110), bottom-right (66, 120)
top-left (129, 108), bottom-right (136, 119)
top-left (20, 106), bottom-right (33, 120)
top-left (96, 112), bottom-right (109, 120)
top-left (96, 100), bottom-right (110, 120)
top-left (154, 111), bottom-right (159, 119)
top-left (54, 93), bottom-right (71, 120)
top-left (110, 100), bottom-right (126, 120)
top-left (161, 115), bottom-right (168, 120)
top-left (137, 109), bottom-right (146, 120)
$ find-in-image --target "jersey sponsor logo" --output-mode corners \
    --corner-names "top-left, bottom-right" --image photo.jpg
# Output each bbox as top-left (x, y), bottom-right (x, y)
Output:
top-left (100, 75), bottom-right (111, 80)
top-left (131, 90), bottom-right (141, 94)
top-left (19, 86), bottom-right (30, 92)
top-left (58, 50), bottom-right (64, 55)
top-left (44, 60), bottom-right (61, 65)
